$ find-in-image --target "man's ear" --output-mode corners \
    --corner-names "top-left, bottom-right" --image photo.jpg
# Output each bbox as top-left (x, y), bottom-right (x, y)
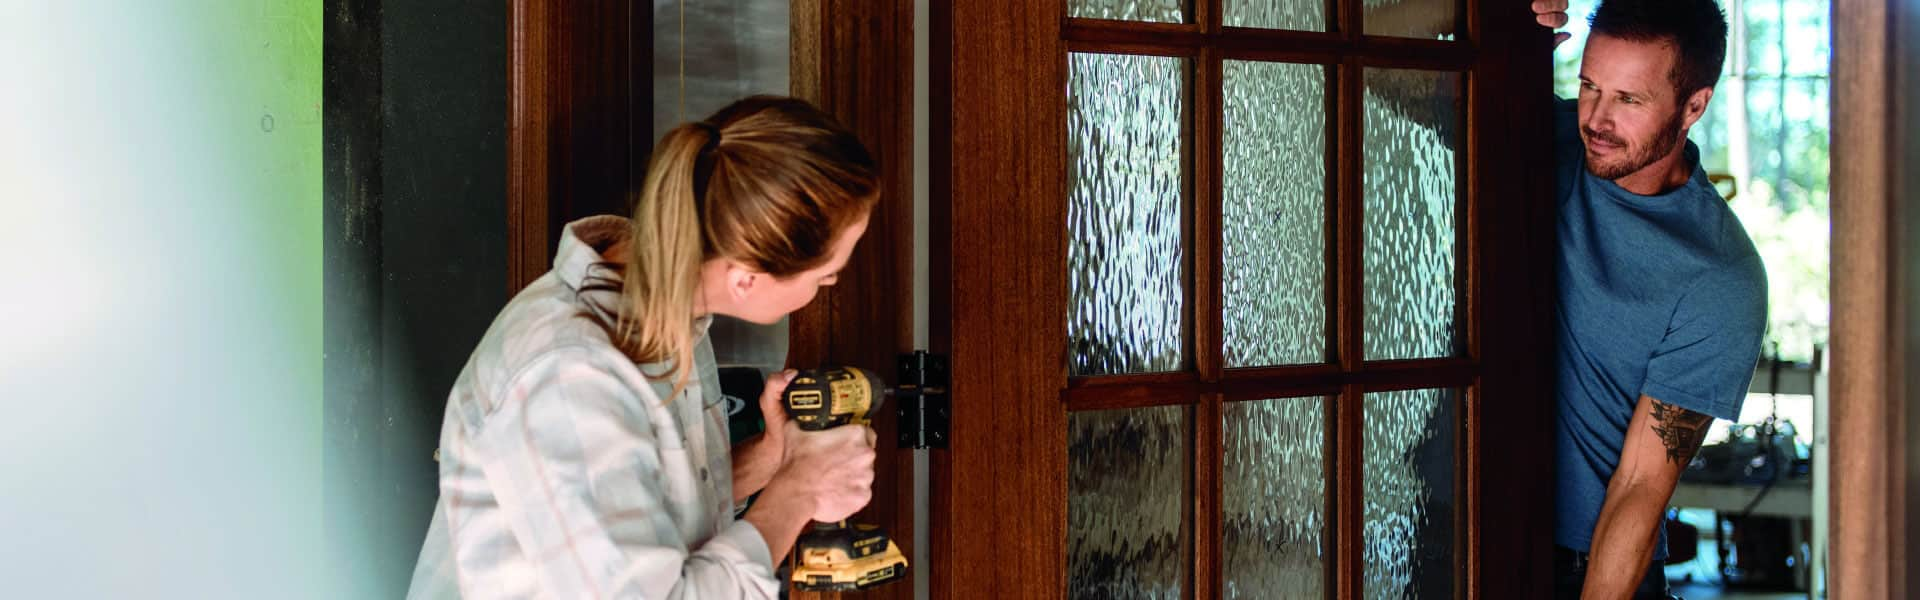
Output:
top-left (1681, 86), bottom-right (1714, 130)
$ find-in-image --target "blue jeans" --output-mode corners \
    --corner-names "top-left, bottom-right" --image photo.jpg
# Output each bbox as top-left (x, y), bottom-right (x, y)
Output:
top-left (1553, 546), bottom-right (1676, 600)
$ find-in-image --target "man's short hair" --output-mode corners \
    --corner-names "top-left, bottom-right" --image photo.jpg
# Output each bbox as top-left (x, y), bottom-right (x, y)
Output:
top-left (1589, 0), bottom-right (1730, 100)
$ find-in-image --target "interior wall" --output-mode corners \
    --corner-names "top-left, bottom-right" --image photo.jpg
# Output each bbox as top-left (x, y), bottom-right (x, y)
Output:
top-left (2, 1), bottom-right (324, 597)
top-left (324, 1), bottom-right (508, 596)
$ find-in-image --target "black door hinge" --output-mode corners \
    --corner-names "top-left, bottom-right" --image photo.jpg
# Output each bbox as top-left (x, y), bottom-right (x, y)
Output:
top-left (896, 350), bottom-right (949, 449)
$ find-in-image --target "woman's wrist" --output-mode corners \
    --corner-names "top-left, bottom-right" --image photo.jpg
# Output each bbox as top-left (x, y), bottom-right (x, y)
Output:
top-left (762, 423), bottom-right (789, 466)
top-left (743, 473), bottom-right (819, 559)
top-left (731, 429), bottom-right (788, 503)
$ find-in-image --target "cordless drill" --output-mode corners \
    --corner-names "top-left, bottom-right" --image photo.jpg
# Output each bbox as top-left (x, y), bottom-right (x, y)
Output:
top-left (780, 367), bottom-right (909, 592)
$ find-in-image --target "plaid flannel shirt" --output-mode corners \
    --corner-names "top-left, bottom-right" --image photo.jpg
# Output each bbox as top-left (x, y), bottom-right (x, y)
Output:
top-left (406, 216), bottom-right (777, 599)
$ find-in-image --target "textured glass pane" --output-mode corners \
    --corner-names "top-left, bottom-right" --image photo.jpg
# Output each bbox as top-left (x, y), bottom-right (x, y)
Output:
top-left (1223, 60), bottom-right (1328, 367)
top-left (651, 0), bottom-right (789, 145)
top-left (1363, 0), bottom-right (1458, 39)
top-left (1070, 0), bottom-right (1183, 23)
top-left (1068, 53), bottom-right (1187, 375)
top-left (1069, 406), bottom-right (1186, 600)
top-left (1224, 397), bottom-right (1328, 598)
top-left (1224, 0), bottom-right (1325, 31)
top-left (1363, 388), bottom-right (1458, 600)
top-left (1362, 68), bottom-right (1461, 361)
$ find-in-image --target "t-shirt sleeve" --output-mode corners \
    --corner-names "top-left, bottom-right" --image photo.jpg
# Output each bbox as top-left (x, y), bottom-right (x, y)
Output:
top-left (1639, 264), bottom-right (1768, 420)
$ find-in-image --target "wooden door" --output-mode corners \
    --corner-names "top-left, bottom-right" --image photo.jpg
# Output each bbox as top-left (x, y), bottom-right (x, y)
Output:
top-left (930, 0), bottom-right (1558, 598)
top-left (784, 1), bottom-right (918, 599)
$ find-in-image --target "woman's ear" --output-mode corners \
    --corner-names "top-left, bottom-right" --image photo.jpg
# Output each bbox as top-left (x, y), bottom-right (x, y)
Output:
top-left (724, 260), bottom-right (761, 302)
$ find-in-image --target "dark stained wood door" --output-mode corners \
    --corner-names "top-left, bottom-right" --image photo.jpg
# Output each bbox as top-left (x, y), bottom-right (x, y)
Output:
top-left (929, 0), bottom-right (1559, 598)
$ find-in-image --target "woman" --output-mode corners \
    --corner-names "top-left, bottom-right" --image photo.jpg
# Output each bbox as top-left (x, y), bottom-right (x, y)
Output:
top-left (407, 96), bottom-right (881, 599)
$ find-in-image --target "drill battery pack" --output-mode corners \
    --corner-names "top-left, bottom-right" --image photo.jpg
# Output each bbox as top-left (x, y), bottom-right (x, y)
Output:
top-left (789, 521), bottom-right (909, 591)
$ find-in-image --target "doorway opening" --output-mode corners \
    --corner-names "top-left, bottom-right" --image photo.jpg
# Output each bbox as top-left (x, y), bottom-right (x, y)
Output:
top-left (1554, 1), bottom-right (1832, 597)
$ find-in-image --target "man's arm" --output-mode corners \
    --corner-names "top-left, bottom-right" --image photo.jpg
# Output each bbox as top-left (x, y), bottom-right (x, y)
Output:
top-left (1581, 394), bottom-right (1714, 600)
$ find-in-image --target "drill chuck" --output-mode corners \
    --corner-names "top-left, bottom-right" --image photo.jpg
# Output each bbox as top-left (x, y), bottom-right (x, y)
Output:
top-left (782, 366), bottom-right (887, 431)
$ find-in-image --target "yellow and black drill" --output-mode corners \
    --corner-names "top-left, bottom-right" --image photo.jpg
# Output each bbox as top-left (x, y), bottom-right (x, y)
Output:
top-left (780, 366), bottom-right (910, 592)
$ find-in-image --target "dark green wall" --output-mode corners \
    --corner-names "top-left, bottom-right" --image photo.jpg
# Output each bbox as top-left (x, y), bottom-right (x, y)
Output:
top-left (324, 1), bottom-right (507, 596)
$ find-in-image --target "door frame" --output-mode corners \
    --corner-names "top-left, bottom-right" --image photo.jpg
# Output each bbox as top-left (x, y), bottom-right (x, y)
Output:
top-left (1829, 0), bottom-right (1920, 597)
top-left (505, 0), bottom-right (653, 292)
top-left (784, 1), bottom-right (919, 599)
top-left (928, 0), bottom-right (1558, 598)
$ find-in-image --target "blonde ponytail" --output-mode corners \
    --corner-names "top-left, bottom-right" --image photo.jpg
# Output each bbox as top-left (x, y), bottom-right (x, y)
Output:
top-left (610, 96), bottom-right (878, 403)
top-left (618, 123), bottom-right (716, 397)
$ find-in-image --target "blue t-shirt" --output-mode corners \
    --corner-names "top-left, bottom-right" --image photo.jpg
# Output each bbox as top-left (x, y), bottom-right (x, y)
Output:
top-left (1551, 99), bottom-right (1768, 558)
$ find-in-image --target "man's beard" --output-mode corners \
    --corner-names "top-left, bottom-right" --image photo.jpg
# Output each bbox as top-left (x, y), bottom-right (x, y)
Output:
top-left (1584, 109), bottom-right (1686, 181)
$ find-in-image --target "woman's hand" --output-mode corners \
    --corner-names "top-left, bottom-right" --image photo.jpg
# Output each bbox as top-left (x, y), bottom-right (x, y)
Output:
top-left (772, 423), bottom-right (878, 522)
top-left (729, 369), bottom-right (798, 503)
top-left (742, 423), bottom-right (878, 557)
top-left (756, 369), bottom-right (798, 457)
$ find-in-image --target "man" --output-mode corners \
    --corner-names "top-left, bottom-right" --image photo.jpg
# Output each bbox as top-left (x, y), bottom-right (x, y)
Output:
top-left (1530, 1), bottom-right (1768, 598)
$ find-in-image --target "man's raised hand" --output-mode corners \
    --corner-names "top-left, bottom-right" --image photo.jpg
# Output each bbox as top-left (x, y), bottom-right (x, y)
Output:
top-left (1533, 0), bottom-right (1573, 47)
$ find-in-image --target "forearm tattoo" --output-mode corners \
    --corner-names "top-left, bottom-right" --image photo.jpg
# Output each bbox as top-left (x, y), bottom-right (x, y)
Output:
top-left (1648, 400), bottom-right (1714, 466)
